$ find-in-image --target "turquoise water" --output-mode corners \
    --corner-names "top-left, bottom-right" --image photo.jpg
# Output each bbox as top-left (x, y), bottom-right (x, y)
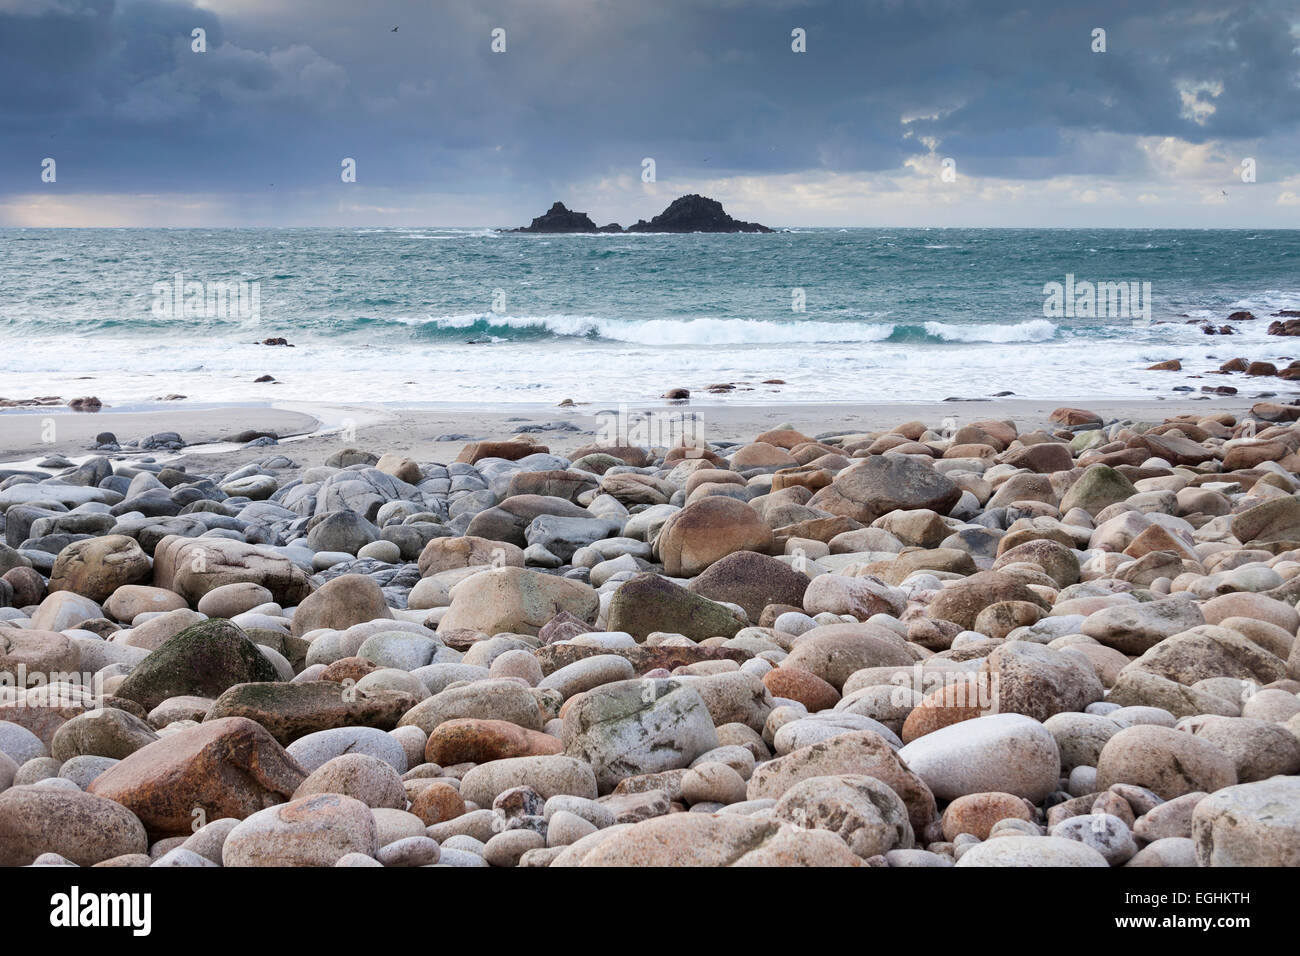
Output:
top-left (2, 227), bottom-right (1298, 404)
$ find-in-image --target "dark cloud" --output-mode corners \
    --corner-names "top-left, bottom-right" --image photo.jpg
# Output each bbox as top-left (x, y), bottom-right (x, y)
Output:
top-left (0, 0), bottom-right (1296, 213)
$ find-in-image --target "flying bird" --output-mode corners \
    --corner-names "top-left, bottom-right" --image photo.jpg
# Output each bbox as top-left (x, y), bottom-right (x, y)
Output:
top-left (391, 26), bottom-right (399, 32)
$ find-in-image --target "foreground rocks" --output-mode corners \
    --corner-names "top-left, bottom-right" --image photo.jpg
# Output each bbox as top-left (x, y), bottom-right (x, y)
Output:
top-left (2, 404), bottom-right (1300, 866)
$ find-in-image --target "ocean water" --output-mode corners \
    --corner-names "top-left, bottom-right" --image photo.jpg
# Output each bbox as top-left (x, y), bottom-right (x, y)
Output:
top-left (2, 227), bottom-right (1298, 406)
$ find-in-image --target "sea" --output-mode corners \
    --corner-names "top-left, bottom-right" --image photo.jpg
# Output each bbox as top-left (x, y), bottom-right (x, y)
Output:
top-left (2, 227), bottom-right (1298, 407)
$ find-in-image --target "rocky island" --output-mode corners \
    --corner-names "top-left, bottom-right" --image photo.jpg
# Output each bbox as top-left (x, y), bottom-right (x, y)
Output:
top-left (509, 202), bottom-right (622, 234)
top-left (509, 194), bottom-right (772, 234)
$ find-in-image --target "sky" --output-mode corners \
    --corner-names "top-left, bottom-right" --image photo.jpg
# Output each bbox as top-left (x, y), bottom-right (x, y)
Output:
top-left (1, 0), bottom-right (1298, 228)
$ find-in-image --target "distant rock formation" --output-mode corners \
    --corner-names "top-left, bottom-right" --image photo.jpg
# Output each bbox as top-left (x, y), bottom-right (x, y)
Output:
top-left (510, 202), bottom-right (622, 233)
top-left (626, 194), bottom-right (772, 233)
top-left (509, 195), bottom-right (770, 234)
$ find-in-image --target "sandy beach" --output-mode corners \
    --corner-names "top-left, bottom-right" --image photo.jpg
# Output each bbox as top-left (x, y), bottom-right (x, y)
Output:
top-left (1, 393), bottom-right (1277, 471)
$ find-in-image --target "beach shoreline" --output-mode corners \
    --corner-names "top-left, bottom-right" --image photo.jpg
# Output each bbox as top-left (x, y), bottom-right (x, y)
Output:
top-left (1, 393), bottom-right (1286, 472)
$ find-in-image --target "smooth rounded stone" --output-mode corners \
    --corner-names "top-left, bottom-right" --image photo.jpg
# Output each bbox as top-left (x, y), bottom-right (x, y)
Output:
top-left (50, 708), bottom-right (160, 762)
top-left (563, 631), bottom-right (638, 651)
top-left (292, 753), bottom-right (407, 809)
top-left (408, 780), bottom-right (467, 825)
top-left (377, 835), bottom-right (441, 867)
top-left (424, 718), bottom-right (562, 767)
top-left (1133, 791), bottom-right (1205, 842)
top-left (1125, 836), bottom-right (1198, 867)
top-left (47, 535), bottom-right (151, 604)
top-left (437, 847), bottom-right (491, 867)
top-left (1105, 669), bottom-right (1240, 720)
top-left (30, 776), bottom-right (82, 792)
top-left (460, 755), bottom-right (598, 807)
top-left (151, 846), bottom-right (220, 867)
top-left (197, 582), bottom-right (275, 618)
top-left (460, 635), bottom-right (536, 670)
top-left (575, 813), bottom-right (778, 866)
top-left (1051, 812), bottom-right (1138, 865)
top-left (407, 577), bottom-right (452, 611)
top-left (286, 726), bottom-right (408, 774)
top-left (681, 762), bottom-right (748, 805)
top-left (179, 817), bottom-right (241, 864)
top-left (0, 720), bottom-right (47, 765)
top-left (747, 730), bottom-right (936, 833)
top-left (730, 824), bottom-right (867, 866)
top-left (676, 670), bottom-right (774, 732)
top-left (91, 853), bottom-right (153, 868)
top-left (372, 807), bottom-right (428, 846)
top-left (439, 567), bottom-right (598, 638)
top-left (782, 622), bottom-right (913, 692)
top-left (312, 551), bottom-right (355, 570)
top-left (538, 654), bottom-right (636, 698)
top-left (387, 725), bottom-right (428, 769)
top-left (353, 669), bottom-right (429, 706)
top-left (13, 755), bottom-right (62, 786)
top-left (116, 608), bottom-right (208, 653)
top-left (836, 684), bottom-right (923, 736)
top-left (86, 717), bottom-right (307, 837)
top-left (689, 744), bottom-right (756, 779)
top-left (941, 791), bottom-right (1035, 841)
top-left (335, 851), bottom-right (383, 867)
top-left (357, 540), bottom-right (401, 563)
top-left (980, 641), bottom-right (1103, 722)
top-left (1216, 616), bottom-right (1295, 662)
top-left (222, 793), bottom-right (379, 867)
top-left (0, 785), bottom-right (148, 866)
top-left (954, 834), bottom-right (1110, 867)
top-left (147, 696), bottom-right (217, 729)
top-left (1107, 705), bottom-right (1177, 728)
top-left (103, 585), bottom-right (188, 623)
top-left (1192, 777), bottom-right (1300, 866)
top-left (1190, 715), bottom-right (1300, 782)
top-left (0, 626), bottom-right (82, 687)
top-left (440, 834), bottom-right (487, 855)
top-left (1079, 598), bottom-right (1205, 655)
top-left (778, 710), bottom-right (903, 756)
top-left (488, 649), bottom-right (544, 686)
top-left (1129, 625), bottom-right (1289, 688)
top-left (398, 679), bottom-right (543, 735)
top-left (886, 848), bottom-right (954, 867)
top-left (114, 619), bottom-right (280, 712)
top-left (1202, 591), bottom-right (1299, 633)
top-left (561, 678), bottom-right (719, 793)
top-left (772, 773), bottom-right (914, 858)
top-left (774, 611), bottom-right (819, 637)
top-left (356, 631), bottom-right (440, 671)
top-left (897, 714), bottom-right (1061, 803)
top-left (1042, 712), bottom-right (1125, 771)
top-left (411, 663), bottom-right (491, 695)
top-left (1095, 725), bottom-right (1236, 800)
top-left (1068, 766), bottom-right (1098, 796)
top-left (543, 794), bottom-right (616, 829)
top-left (1241, 689), bottom-right (1300, 723)
top-left (58, 754), bottom-right (120, 789)
top-left (484, 828), bottom-right (546, 867)
top-left (762, 667), bottom-right (840, 713)
top-left (31, 852), bottom-right (79, 866)
top-left (546, 809), bottom-right (598, 847)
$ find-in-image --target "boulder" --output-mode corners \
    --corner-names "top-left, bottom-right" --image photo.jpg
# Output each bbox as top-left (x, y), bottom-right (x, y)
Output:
top-left (655, 497), bottom-right (773, 576)
top-left (114, 619), bottom-right (281, 711)
top-left (48, 535), bottom-right (151, 603)
top-left (87, 717), bottom-right (307, 837)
